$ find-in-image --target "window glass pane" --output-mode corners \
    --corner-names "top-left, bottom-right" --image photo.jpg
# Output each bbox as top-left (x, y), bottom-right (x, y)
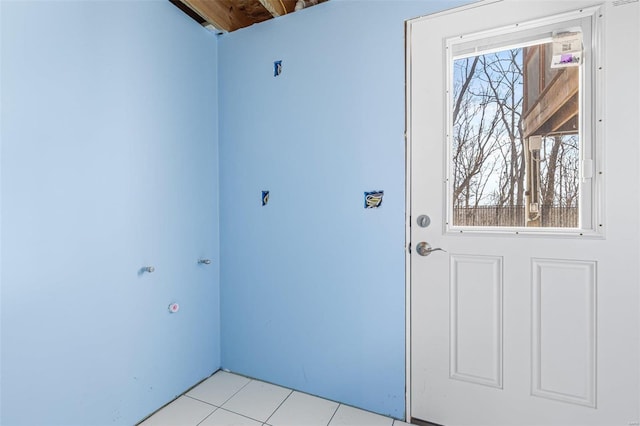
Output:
top-left (451, 41), bottom-right (580, 228)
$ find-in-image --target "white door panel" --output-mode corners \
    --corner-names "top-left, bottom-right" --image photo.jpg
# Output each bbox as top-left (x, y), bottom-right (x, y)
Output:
top-left (407, 1), bottom-right (639, 425)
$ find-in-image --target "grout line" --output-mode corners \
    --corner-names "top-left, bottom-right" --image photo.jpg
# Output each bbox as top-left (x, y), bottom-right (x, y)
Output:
top-left (219, 377), bottom-right (253, 406)
top-left (185, 368), bottom-right (223, 394)
top-left (185, 372), bottom-right (254, 421)
top-left (135, 369), bottom-right (222, 425)
top-left (195, 406), bottom-right (220, 426)
top-left (228, 372), bottom-right (397, 423)
top-left (326, 403), bottom-right (341, 425)
top-left (184, 394), bottom-right (220, 408)
top-left (188, 372), bottom-right (402, 426)
top-left (264, 388), bottom-right (294, 424)
top-left (213, 376), bottom-right (292, 425)
top-left (213, 407), bottom-right (269, 425)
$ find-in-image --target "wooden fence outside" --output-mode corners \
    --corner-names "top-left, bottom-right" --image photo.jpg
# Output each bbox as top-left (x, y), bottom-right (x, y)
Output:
top-left (453, 205), bottom-right (578, 227)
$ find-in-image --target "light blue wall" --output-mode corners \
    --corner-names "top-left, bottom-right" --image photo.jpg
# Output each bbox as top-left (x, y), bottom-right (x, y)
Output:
top-left (218, 0), bottom-right (469, 419)
top-left (1, 0), bottom-right (477, 423)
top-left (0, 1), bottom-right (220, 425)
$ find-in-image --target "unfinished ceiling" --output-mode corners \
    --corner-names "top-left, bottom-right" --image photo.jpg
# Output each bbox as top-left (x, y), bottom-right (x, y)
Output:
top-left (170, 0), bottom-right (328, 32)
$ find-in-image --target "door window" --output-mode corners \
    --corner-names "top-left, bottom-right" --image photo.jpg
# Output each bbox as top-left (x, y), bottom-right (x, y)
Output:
top-left (445, 11), bottom-right (599, 234)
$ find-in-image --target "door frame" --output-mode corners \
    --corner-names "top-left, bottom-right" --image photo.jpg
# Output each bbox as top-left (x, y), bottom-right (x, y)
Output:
top-left (405, 0), bottom-right (640, 424)
top-left (404, 0), bottom-right (524, 421)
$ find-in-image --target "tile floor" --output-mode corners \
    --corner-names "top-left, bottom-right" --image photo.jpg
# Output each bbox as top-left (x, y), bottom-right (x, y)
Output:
top-left (139, 370), bottom-right (412, 426)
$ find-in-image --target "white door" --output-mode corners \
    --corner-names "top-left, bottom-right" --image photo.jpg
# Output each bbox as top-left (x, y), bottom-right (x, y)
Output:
top-left (407, 1), bottom-right (639, 425)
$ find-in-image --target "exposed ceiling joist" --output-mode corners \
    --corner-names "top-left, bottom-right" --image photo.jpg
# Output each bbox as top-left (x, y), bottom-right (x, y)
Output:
top-left (178, 0), bottom-right (256, 32)
top-left (172, 0), bottom-right (327, 33)
top-left (258, 0), bottom-right (288, 17)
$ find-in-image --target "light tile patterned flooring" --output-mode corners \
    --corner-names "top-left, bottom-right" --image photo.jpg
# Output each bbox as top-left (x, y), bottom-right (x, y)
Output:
top-left (139, 371), bottom-right (412, 426)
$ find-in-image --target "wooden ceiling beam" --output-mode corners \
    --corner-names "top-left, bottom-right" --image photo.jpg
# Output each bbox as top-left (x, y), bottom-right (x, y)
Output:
top-left (174, 0), bottom-right (327, 32)
top-left (169, 0), bottom-right (207, 24)
top-left (179, 0), bottom-right (256, 32)
top-left (258, 0), bottom-right (287, 17)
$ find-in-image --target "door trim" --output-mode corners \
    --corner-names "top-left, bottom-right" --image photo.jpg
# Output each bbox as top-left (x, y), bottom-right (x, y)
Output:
top-left (404, 0), bottom-right (508, 422)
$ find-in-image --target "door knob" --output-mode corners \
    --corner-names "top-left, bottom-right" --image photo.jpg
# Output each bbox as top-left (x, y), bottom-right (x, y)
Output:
top-left (415, 242), bottom-right (446, 257)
